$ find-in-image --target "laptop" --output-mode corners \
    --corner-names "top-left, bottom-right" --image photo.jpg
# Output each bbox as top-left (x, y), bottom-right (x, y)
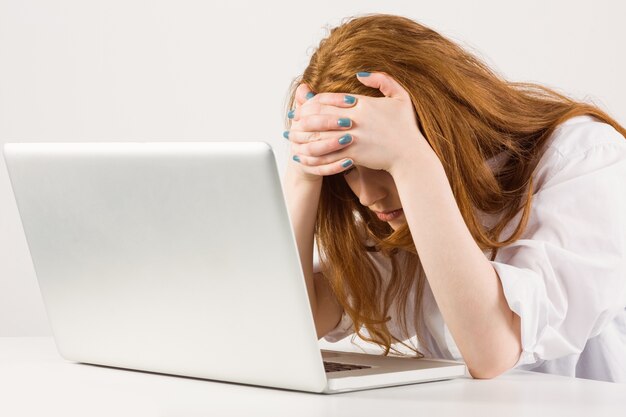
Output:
top-left (3, 141), bottom-right (466, 393)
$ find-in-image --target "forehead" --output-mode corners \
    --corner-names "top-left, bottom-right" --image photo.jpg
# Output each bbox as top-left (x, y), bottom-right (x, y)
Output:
top-left (342, 166), bottom-right (396, 182)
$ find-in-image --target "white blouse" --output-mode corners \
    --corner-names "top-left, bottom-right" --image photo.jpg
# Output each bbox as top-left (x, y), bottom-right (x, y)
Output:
top-left (322, 115), bottom-right (626, 383)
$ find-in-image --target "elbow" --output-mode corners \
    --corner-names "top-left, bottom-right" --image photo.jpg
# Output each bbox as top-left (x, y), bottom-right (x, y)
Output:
top-left (467, 363), bottom-right (510, 380)
top-left (467, 316), bottom-right (523, 379)
top-left (466, 348), bottom-right (522, 380)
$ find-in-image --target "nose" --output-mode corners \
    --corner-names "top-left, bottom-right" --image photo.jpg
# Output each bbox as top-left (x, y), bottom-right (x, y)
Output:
top-left (355, 169), bottom-right (388, 208)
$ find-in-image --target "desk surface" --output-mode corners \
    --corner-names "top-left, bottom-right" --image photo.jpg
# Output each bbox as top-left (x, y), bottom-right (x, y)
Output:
top-left (1, 337), bottom-right (624, 417)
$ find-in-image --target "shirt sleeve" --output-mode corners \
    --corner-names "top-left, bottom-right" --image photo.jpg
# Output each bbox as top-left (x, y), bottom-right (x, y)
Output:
top-left (491, 140), bottom-right (626, 367)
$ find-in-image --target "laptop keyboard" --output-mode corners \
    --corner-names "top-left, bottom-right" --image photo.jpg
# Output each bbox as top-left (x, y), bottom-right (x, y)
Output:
top-left (323, 361), bottom-right (371, 373)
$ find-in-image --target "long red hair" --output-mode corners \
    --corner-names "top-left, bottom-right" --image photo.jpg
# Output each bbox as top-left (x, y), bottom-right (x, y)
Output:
top-left (286, 14), bottom-right (626, 355)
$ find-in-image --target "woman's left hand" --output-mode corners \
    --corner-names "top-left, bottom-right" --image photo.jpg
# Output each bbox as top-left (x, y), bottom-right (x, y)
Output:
top-left (288, 72), bottom-right (436, 175)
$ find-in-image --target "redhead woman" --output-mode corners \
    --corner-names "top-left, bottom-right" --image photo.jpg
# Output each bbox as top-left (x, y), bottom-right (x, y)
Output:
top-left (283, 14), bottom-right (626, 382)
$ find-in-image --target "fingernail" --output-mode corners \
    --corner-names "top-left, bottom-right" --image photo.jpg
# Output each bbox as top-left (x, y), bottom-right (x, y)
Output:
top-left (356, 72), bottom-right (371, 77)
top-left (293, 155), bottom-right (301, 163)
top-left (305, 92), bottom-right (315, 100)
top-left (338, 134), bottom-right (352, 145)
top-left (342, 159), bottom-right (353, 168)
top-left (287, 109), bottom-right (295, 119)
top-left (343, 95), bottom-right (356, 105)
top-left (283, 130), bottom-right (289, 139)
top-left (337, 118), bottom-right (351, 128)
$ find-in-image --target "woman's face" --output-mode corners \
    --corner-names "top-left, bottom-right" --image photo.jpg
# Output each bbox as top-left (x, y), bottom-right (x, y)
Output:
top-left (343, 166), bottom-right (406, 230)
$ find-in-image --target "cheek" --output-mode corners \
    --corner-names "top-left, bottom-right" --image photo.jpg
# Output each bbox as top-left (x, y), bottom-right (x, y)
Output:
top-left (385, 177), bottom-right (401, 201)
top-left (389, 185), bottom-right (400, 201)
top-left (343, 175), bottom-right (360, 197)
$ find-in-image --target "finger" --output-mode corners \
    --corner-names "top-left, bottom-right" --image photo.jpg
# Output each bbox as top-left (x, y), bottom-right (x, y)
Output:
top-left (291, 133), bottom-right (355, 157)
top-left (292, 101), bottom-right (352, 122)
top-left (292, 100), bottom-right (321, 122)
top-left (298, 114), bottom-right (354, 132)
top-left (288, 84), bottom-right (316, 121)
top-left (292, 156), bottom-right (354, 177)
top-left (285, 129), bottom-right (325, 144)
top-left (356, 71), bottom-right (409, 100)
top-left (288, 129), bottom-right (354, 145)
top-left (294, 83), bottom-right (315, 107)
top-left (311, 92), bottom-right (358, 108)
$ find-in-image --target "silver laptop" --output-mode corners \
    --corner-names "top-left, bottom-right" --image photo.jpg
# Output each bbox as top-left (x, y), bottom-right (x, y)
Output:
top-left (3, 142), bottom-right (466, 393)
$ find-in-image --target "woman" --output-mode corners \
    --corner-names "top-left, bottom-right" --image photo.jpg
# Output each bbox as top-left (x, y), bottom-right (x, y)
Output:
top-left (283, 14), bottom-right (626, 382)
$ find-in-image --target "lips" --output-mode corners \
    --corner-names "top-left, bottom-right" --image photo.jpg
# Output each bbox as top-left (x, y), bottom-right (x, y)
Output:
top-left (374, 208), bottom-right (404, 222)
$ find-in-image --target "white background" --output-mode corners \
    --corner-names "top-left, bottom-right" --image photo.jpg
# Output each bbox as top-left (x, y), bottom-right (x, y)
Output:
top-left (1, 0), bottom-right (625, 336)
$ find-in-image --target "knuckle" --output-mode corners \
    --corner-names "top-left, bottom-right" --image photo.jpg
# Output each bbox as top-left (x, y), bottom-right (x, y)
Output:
top-left (301, 101), bottom-right (321, 115)
top-left (300, 118), bottom-right (312, 131)
top-left (311, 101), bottom-right (322, 112)
top-left (307, 155), bottom-right (322, 166)
top-left (291, 132), bottom-right (306, 145)
top-left (321, 164), bottom-right (340, 176)
top-left (301, 143), bottom-right (315, 157)
top-left (324, 139), bottom-right (339, 154)
top-left (315, 93), bottom-right (329, 104)
top-left (319, 155), bottom-right (336, 166)
top-left (316, 165), bottom-right (331, 176)
top-left (320, 93), bottom-right (343, 107)
top-left (290, 142), bottom-right (302, 154)
top-left (307, 142), bottom-right (322, 157)
top-left (299, 131), bottom-right (316, 143)
top-left (309, 138), bottom-right (331, 156)
top-left (306, 116), bottom-right (322, 131)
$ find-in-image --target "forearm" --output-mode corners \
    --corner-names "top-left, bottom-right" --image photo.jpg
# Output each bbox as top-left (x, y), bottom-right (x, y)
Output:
top-left (390, 144), bottom-right (521, 378)
top-left (283, 165), bottom-right (323, 318)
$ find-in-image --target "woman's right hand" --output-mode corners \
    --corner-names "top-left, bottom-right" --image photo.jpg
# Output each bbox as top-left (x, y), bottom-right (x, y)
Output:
top-left (285, 83), bottom-right (357, 182)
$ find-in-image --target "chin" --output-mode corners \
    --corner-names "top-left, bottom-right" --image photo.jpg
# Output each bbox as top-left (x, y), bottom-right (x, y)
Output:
top-left (389, 221), bottom-right (404, 231)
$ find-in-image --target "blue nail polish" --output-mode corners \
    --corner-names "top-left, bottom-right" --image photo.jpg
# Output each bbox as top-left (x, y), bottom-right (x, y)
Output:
top-left (338, 134), bottom-right (352, 145)
top-left (344, 95), bottom-right (356, 105)
top-left (305, 92), bottom-right (315, 100)
top-left (337, 118), bottom-right (351, 128)
top-left (287, 110), bottom-right (294, 119)
top-left (293, 155), bottom-right (301, 163)
top-left (356, 72), bottom-right (371, 77)
top-left (342, 159), bottom-right (353, 168)
top-left (283, 130), bottom-right (290, 139)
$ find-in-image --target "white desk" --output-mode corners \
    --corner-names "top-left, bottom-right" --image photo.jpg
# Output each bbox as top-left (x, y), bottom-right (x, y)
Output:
top-left (1, 337), bottom-right (624, 416)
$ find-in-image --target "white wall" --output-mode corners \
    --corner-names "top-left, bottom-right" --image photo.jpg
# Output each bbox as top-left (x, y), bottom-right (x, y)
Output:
top-left (1, 0), bottom-right (624, 336)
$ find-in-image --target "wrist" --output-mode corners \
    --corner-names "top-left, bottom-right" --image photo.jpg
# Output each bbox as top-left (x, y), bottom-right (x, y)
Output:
top-left (388, 139), bottom-right (442, 180)
top-left (285, 161), bottom-right (324, 185)
top-left (283, 164), bottom-right (323, 210)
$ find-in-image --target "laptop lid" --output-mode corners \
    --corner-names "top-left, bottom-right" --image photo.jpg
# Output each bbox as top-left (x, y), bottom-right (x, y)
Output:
top-left (4, 142), bottom-right (328, 392)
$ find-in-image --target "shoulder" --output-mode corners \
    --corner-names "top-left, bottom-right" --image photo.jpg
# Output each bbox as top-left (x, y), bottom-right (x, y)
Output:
top-left (546, 115), bottom-right (626, 157)
top-left (533, 115), bottom-right (626, 190)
